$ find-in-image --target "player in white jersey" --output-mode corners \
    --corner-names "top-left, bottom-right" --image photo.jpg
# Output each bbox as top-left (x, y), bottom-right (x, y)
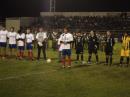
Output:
top-left (59, 27), bottom-right (73, 68)
top-left (16, 30), bottom-right (25, 60)
top-left (7, 27), bottom-right (17, 57)
top-left (0, 26), bottom-right (8, 59)
top-left (36, 27), bottom-right (47, 60)
top-left (26, 28), bottom-right (34, 60)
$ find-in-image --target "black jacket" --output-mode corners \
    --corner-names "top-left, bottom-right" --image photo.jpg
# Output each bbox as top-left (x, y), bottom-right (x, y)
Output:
top-left (87, 35), bottom-right (99, 49)
top-left (105, 36), bottom-right (115, 49)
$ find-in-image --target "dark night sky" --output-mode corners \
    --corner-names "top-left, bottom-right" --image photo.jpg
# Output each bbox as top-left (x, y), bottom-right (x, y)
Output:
top-left (1, 0), bottom-right (130, 17)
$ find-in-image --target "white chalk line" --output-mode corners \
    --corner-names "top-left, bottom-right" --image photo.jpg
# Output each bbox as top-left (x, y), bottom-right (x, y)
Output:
top-left (0, 70), bottom-right (57, 81)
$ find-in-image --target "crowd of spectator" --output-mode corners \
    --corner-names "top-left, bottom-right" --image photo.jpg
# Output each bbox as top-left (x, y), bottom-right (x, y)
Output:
top-left (36, 15), bottom-right (130, 31)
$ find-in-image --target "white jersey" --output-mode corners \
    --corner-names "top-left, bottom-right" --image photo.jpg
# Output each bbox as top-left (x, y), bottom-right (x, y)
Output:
top-left (16, 33), bottom-right (25, 46)
top-left (60, 33), bottom-right (73, 49)
top-left (0, 30), bottom-right (8, 42)
top-left (26, 33), bottom-right (34, 43)
top-left (7, 32), bottom-right (17, 44)
top-left (36, 32), bottom-right (47, 46)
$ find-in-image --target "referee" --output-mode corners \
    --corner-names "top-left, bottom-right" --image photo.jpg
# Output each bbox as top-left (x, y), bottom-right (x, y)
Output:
top-left (87, 31), bottom-right (99, 64)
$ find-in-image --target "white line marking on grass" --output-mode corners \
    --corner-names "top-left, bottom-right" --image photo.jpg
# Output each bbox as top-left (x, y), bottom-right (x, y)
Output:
top-left (0, 70), bottom-right (57, 81)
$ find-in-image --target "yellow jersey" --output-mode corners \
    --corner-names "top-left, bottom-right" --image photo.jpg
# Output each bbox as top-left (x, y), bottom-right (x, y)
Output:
top-left (121, 36), bottom-right (130, 50)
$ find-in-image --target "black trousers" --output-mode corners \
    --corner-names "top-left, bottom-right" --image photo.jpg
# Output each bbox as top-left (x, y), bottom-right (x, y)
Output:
top-left (37, 44), bottom-right (47, 60)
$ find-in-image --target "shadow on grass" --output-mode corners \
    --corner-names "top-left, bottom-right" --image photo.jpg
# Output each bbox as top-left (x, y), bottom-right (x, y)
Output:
top-left (73, 64), bottom-right (92, 69)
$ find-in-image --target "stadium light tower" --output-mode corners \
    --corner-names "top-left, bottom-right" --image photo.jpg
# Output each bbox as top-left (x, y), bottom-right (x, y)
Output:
top-left (50, 0), bottom-right (56, 12)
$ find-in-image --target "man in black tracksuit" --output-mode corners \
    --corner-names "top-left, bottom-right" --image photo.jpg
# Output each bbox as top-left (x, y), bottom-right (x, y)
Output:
top-left (87, 31), bottom-right (99, 64)
top-left (104, 31), bottom-right (115, 66)
top-left (51, 32), bottom-right (59, 51)
top-left (36, 27), bottom-right (47, 60)
top-left (75, 31), bottom-right (85, 61)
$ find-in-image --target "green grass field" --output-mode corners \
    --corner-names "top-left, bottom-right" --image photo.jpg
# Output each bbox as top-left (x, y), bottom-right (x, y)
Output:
top-left (0, 43), bottom-right (130, 97)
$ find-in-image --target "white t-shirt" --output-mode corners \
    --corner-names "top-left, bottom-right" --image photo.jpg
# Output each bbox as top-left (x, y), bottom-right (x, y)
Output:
top-left (16, 33), bottom-right (25, 46)
top-left (0, 30), bottom-right (8, 42)
top-left (60, 33), bottom-right (73, 49)
top-left (36, 32), bottom-right (47, 46)
top-left (36, 32), bottom-right (47, 42)
top-left (26, 33), bottom-right (34, 43)
top-left (7, 32), bottom-right (17, 44)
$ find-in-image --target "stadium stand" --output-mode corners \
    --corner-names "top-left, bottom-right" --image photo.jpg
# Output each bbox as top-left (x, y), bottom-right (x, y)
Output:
top-left (0, 17), bottom-right (5, 26)
top-left (36, 15), bottom-right (130, 31)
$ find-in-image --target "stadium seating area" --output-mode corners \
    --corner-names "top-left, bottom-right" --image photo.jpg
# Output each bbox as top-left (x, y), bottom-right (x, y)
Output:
top-left (37, 15), bottom-right (130, 31)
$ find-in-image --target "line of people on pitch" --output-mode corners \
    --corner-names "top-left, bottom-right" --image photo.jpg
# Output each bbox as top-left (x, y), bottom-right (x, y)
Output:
top-left (0, 26), bottom-right (130, 68)
top-left (0, 26), bottom-right (48, 60)
top-left (57, 27), bottom-right (130, 68)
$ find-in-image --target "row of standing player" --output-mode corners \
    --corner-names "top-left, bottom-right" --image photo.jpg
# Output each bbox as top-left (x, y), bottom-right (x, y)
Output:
top-left (0, 26), bottom-right (49, 60)
top-left (57, 28), bottom-right (115, 68)
top-left (57, 28), bottom-right (130, 68)
top-left (0, 26), bottom-right (129, 68)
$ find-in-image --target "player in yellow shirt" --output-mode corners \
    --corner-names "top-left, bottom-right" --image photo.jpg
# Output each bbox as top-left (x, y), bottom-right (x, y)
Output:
top-left (120, 32), bottom-right (130, 67)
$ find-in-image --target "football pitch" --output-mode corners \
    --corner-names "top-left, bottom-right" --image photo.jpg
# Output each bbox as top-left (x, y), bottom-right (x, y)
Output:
top-left (0, 43), bottom-right (130, 97)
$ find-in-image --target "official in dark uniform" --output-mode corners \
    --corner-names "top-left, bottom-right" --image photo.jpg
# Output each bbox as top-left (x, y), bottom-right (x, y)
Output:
top-left (104, 31), bottom-right (115, 66)
top-left (87, 31), bottom-right (99, 64)
top-left (75, 31), bottom-right (85, 62)
top-left (51, 31), bottom-right (59, 51)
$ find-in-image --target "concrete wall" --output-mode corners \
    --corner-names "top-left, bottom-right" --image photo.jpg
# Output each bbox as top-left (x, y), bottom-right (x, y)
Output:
top-left (6, 17), bottom-right (37, 31)
top-left (6, 18), bottom-right (20, 31)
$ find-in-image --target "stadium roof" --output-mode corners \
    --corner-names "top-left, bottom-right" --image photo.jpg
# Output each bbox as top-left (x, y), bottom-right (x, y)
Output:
top-left (1, 0), bottom-right (130, 17)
